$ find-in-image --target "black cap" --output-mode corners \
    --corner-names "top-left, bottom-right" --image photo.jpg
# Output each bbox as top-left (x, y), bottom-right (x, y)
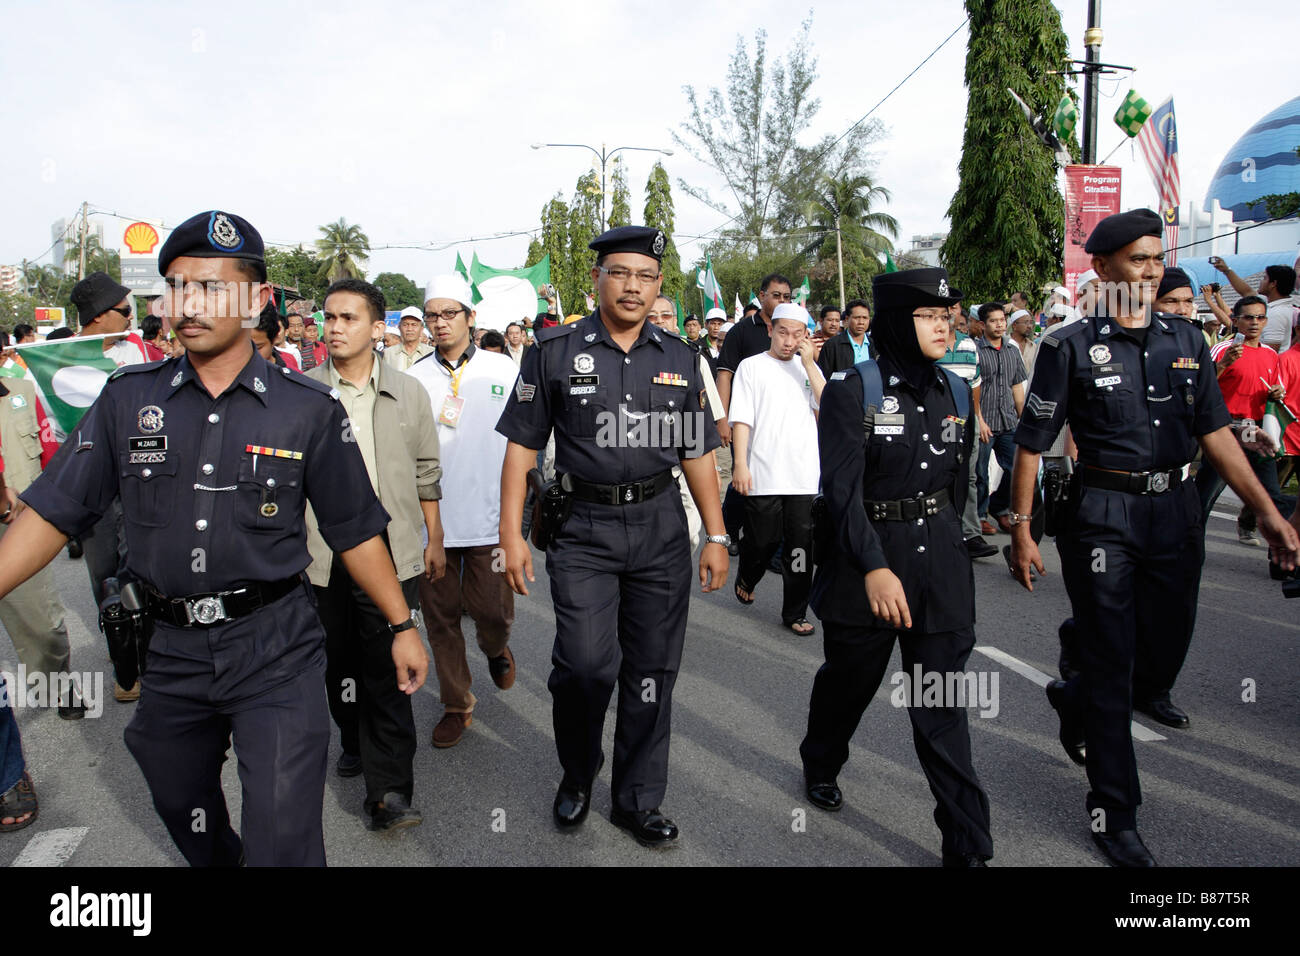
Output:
top-left (872, 267), bottom-right (963, 313)
top-left (1155, 266), bottom-right (1192, 299)
top-left (69, 271), bottom-right (132, 327)
top-left (158, 210), bottom-right (266, 277)
top-left (1083, 208), bottom-right (1163, 255)
top-left (588, 225), bottom-right (667, 262)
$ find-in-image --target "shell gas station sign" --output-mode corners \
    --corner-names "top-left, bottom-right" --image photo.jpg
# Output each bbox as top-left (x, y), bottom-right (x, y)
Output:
top-left (119, 221), bottom-right (164, 293)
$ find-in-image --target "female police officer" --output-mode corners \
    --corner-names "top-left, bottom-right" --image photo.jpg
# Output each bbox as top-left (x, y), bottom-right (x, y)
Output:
top-left (799, 267), bottom-right (993, 866)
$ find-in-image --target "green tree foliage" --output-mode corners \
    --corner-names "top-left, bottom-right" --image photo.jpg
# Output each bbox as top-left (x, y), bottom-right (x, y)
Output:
top-left (315, 218), bottom-right (370, 283)
top-left (371, 272), bottom-right (423, 311)
top-left (674, 15), bottom-right (883, 257)
top-left (0, 290), bottom-right (40, 332)
top-left (1250, 147), bottom-right (1300, 220)
top-left (531, 194), bottom-right (574, 312)
top-left (567, 171), bottom-right (601, 309)
top-left (799, 173), bottom-right (899, 307)
top-left (942, 0), bottom-right (1077, 301)
top-left (63, 233), bottom-right (121, 281)
top-left (644, 161), bottom-right (685, 304)
top-left (265, 246), bottom-right (328, 304)
top-left (607, 158), bottom-right (632, 229)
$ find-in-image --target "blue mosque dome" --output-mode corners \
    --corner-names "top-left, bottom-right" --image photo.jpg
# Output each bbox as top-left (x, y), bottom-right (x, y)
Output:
top-left (1203, 95), bottom-right (1300, 222)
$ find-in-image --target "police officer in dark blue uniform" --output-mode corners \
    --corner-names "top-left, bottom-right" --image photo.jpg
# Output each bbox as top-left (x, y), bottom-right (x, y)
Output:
top-left (496, 225), bottom-right (729, 848)
top-left (0, 210), bottom-right (428, 866)
top-left (1009, 208), bottom-right (1299, 867)
top-left (800, 267), bottom-right (993, 867)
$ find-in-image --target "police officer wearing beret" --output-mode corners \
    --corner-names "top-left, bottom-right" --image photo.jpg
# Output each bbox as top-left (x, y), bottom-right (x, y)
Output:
top-left (800, 267), bottom-right (993, 867)
top-left (1008, 209), bottom-right (1299, 866)
top-left (496, 225), bottom-right (729, 848)
top-left (0, 210), bottom-right (428, 866)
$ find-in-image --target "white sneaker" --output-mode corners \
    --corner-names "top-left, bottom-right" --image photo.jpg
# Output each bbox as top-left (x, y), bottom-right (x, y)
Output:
top-left (1237, 525), bottom-right (1262, 547)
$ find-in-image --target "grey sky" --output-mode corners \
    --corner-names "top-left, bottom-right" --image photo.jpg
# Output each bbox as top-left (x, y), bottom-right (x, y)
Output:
top-left (0, 1), bottom-right (1291, 287)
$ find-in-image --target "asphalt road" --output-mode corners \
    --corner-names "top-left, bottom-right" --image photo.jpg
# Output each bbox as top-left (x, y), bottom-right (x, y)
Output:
top-left (2, 495), bottom-right (1297, 868)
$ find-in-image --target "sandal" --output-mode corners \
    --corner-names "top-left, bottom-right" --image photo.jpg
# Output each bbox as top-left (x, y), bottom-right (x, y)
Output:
top-left (0, 771), bottom-right (38, 832)
top-left (734, 581), bottom-right (755, 605)
top-left (787, 619), bottom-right (816, 636)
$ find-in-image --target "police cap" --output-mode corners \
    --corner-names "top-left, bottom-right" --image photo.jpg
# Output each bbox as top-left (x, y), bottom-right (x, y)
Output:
top-left (1083, 208), bottom-right (1163, 255)
top-left (1155, 266), bottom-right (1192, 299)
top-left (589, 226), bottom-right (667, 262)
top-left (159, 210), bottom-right (266, 278)
top-left (872, 267), bottom-right (963, 313)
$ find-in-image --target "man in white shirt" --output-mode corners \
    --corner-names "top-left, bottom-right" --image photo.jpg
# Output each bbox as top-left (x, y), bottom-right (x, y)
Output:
top-left (408, 275), bottom-right (522, 749)
top-left (729, 302), bottom-right (825, 635)
top-left (384, 307), bottom-right (434, 370)
top-left (504, 323), bottom-right (529, 366)
top-left (1211, 260), bottom-right (1296, 352)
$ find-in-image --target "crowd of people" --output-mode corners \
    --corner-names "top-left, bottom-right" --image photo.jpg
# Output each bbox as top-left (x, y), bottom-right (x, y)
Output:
top-left (0, 206), bottom-right (1297, 868)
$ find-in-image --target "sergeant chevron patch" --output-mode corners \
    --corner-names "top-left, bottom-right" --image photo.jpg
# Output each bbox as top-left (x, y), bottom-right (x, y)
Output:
top-left (1026, 393), bottom-right (1057, 420)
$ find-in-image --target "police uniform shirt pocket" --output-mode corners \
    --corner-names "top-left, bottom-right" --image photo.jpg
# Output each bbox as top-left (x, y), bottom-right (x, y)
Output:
top-left (562, 385), bottom-right (607, 439)
top-left (236, 455), bottom-right (305, 532)
top-left (118, 453), bottom-right (180, 528)
top-left (1166, 367), bottom-right (1197, 419)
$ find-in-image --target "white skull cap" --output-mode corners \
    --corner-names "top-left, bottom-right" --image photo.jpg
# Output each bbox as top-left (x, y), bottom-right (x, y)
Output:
top-left (424, 275), bottom-right (475, 310)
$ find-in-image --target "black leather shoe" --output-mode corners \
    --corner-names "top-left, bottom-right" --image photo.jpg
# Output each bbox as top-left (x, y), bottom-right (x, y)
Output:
top-left (1092, 828), bottom-right (1156, 867)
top-left (366, 792), bottom-right (422, 831)
top-left (336, 752), bottom-right (363, 777)
top-left (1135, 698), bottom-right (1189, 729)
top-left (553, 753), bottom-right (604, 829)
top-left (964, 535), bottom-right (998, 559)
top-left (610, 807), bottom-right (680, 848)
top-left (57, 701), bottom-right (86, 720)
top-left (1045, 680), bottom-right (1086, 766)
top-left (942, 852), bottom-right (988, 867)
top-left (805, 778), bottom-right (843, 812)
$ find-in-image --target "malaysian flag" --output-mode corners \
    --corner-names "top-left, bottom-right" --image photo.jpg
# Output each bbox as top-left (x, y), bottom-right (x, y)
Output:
top-left (1136, 97), bottom-right (1181, 265)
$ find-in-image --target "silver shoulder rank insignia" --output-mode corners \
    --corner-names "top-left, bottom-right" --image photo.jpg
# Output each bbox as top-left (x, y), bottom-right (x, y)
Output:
top-left (1026, 393), bottom-right (1057, 420)
top-left (328, 388), bottom-right (340, 400)
top-left (652, 231), bottom-right (666, 256)
top-left (171, 371), bottom-right (183, 387)
top-left (1089, 344), bottom-right (1112, 364)
top-left (881, 396), bottom-right (901, 414)
top-left (573, 353), bottom-right (595, 374)
top-left (1099, 324), bottom-right (1111, 335)
top-left (137, 405), bottom-right (164, 433)
top-left (282, 367), bottom-right (291, 375)
top-left (651, 332), bottom-right (661, 343)
top-left (888, 375), bottom-right (900, 386)
top-left (830, 371), bottom-right (848, 381)
top-left (584, 333), bottom-right (596, 343)
top-left (515, 378), bottom-right (536, 402)
top-left (253, 377), bottom-right (266, 393)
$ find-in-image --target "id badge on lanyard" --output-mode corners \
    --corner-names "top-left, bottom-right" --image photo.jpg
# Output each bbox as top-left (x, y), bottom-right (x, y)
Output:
top-left (439, 361), bottom-right (468, 427)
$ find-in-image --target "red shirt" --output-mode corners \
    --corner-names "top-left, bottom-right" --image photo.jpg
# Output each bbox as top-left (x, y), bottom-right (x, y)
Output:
top-left (1277, 344), bottom-right (1300, 456)
top-left (1210, 340), bottom-right (1279, 421)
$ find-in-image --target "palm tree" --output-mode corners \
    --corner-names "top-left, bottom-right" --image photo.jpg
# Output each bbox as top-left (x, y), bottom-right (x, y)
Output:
top-left (315, 218), bottom-right (370, 283)
top-left (801, 173), bottom-right (899, 306)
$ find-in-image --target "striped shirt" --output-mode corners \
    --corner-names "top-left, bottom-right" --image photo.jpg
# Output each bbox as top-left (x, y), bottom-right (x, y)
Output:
top-left (939, 331), bottom-right (982, 388)
top-left (976, 336), bottom-right (1026, 432)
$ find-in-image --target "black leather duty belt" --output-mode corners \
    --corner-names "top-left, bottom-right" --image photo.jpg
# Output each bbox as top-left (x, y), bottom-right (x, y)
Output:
top-left (565, 470), bottom-right (675, 506)
top-left (863, 488), bottom-right (950, 521)
top-left (145, 576), bottom-right (302, 628)
top-left (1080, 465), bottom-right (1185, 495)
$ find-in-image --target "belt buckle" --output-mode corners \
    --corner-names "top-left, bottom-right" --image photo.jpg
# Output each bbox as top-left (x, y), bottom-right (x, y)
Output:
top-left (1148, 471), bottom-right (1170, 494)
top-left (619, 483), bottom-right (642, 504)
top-left (186, 595), bottom-right (227, 626)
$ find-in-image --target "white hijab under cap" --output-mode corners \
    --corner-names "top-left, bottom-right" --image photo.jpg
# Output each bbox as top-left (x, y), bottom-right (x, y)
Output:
top-left (424, 274), bottom-right (475, 311)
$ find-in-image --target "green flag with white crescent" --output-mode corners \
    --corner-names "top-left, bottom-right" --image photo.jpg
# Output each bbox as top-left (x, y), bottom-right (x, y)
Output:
top-left (19, 338), bottom-right (118, 438)
top-left (469, 253), bottom-right (550, 311)
top-left (1262, 398), bottom-right (1297, 458)
top-left (796, 276), bottom-right (811, 306)
top-left (885, 251), bottom-right (898, 273)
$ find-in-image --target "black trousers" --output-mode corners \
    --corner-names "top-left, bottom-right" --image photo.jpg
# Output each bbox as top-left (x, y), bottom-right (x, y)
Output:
top-left (739, 494), bottom-right (815, 624)
top-left (124, 586), bottom-right (329, 866)
top-left (800, 622), bottom-right (992, 859)
top-left (315, 564), bottom-right (420, 814)
top-left (1055, 480), bottom-right (1204, 832)
top-left (546, 493), bottom-right (691, 812)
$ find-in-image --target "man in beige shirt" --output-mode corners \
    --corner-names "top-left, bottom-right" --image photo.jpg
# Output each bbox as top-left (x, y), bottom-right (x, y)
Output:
top-left (384, 307), bottom-right (435, 371)
top-left (304, 278), bottom-right (445, 833)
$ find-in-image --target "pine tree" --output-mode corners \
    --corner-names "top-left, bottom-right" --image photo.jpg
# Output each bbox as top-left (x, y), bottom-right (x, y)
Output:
top-left (534, 195), bottom-right (571, 313)
top-left (643, 161), bottom-right (684, 304)
top-left (567, 171), bottom-right (601, 311)
top-left (607, 158), bottom-right (632, 229)
top-left (942, 0), bottom-right (1077, 301)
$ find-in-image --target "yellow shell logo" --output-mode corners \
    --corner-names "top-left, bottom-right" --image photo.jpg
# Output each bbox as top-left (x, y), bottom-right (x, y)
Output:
top-left (123, 222), bottom-right (160, 255)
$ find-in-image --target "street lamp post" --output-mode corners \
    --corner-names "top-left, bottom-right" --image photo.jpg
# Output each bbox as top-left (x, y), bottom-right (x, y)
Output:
top-left (531, 142), bottom-right (674, 233)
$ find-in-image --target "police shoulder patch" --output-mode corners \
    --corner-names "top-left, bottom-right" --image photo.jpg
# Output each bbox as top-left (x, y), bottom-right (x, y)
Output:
top-left (106, 362), bottom-right (159, 383)
top-left (534, 323), bottom-right (580, 345)
top-left (281, 371), bottom-right (338, 400)
top-left (1040, 320), bottom-right (1087, 350)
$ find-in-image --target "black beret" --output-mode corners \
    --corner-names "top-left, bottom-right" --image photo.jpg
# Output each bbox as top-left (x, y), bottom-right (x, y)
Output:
top-left (1155, 266), bottom-right (1192, 299)
top-left (1083, 208), bottom-right (1163, 255)
top-left (872, 267), bottom-right (962, 313)
top-left (158, 210), bottom-right (266, 277)
top-left (589, 225), bottom-right (667, 262)
top-left (69, 271), bottom-right (132, 326)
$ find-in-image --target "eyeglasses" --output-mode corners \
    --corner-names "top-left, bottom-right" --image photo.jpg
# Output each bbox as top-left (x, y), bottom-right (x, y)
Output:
top-left (764, 290), bottom-right (794, 302)
top-left (423, 308), bottom-right (465, 323)
top-left (645, 311), bottom-right (676, 320)
top-left (598, 266), bottom-right (661, 284)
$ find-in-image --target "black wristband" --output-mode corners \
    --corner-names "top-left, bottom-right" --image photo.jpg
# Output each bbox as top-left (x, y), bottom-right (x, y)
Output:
top-left (388, 618), bottom-right (416, 636)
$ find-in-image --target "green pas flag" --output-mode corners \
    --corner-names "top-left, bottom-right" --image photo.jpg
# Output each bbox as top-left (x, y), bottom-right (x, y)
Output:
top-left (795, 276), bottom-right (811, 306)
top-left (1053, 92), bottom-right (1078, 143)
top-left (674, 294), bottom-right (685, 335)
top-left (695, 256), bottom-right (724, 311)
top-left (885, 251), bottom-right (898, 273)
top-left (1262, 398), bottom-right (1297, 458)
top-left (469, 252), bottom-right (550, 312)
top-left (20, 337), bottom-right (118, 437)
top-left (454, 251), bottom-right (470, 281)
top-left (1114, 89), bottom-right (1153, 138)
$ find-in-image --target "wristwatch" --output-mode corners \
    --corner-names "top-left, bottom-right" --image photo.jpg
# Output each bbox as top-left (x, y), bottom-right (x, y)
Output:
top-left (1003, 513), bottom-right (1033, 527)
top-left (705, 533), bottom-right (733, 548)
top-left (388, 617), bottom-right (417, 636)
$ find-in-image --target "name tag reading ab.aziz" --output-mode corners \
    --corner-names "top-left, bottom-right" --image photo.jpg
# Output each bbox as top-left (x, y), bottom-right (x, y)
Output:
top-left (874, 413), bottom-right (905, 436)
top-left (438, 394), bottom-right (465, 427)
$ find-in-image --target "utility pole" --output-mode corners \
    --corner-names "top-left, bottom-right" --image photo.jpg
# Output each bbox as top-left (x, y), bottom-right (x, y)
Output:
top-left (835, 214), bottom-right (846, 310)
top-left (1081, 1), bottom-right (1102, 165)
top-left (77, 201), bottom-right (89, 280)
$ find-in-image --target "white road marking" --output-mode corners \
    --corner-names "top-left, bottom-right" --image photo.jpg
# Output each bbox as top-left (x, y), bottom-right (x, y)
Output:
top-left (11, 826), bottom-right (88, 867)
top-left (1210, 511), bottom-right (1236, 521)
top-left (973, 645), bottom-right (1167, 742)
